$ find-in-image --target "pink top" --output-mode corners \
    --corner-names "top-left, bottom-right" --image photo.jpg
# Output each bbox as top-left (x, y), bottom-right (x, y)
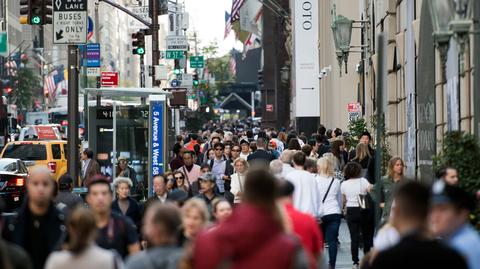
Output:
top-left (177, 164), bottom-right (202, 184)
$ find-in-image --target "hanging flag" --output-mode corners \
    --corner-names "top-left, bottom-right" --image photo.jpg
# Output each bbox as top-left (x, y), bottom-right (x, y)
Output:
top-left (224, 11), bottom-right (232, 39)
top-left (242, 33), bottom-right (262, 60)
top-left (229, 55), bottom-right (237, 76)
top-left (239, 0), bottom-right (263, 36)
top-left (44, 75), bottom-right (57, 103)
top-left (53, 66), bottom-right (65, 84)
top-left (231, 0), bottom-right (247, 23)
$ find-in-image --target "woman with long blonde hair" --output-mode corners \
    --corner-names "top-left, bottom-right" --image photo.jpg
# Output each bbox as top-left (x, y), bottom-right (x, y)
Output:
top-left (352, 143), bottom-right (375, 184)
top-left (376, 156), bottom-right (405, 222)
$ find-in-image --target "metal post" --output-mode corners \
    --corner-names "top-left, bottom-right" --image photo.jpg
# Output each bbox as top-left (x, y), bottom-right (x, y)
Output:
top-left (67, 45), bottom-right (80, 186)
top-left (374, 34), bottom-right (385, 228)
top-left (151, 0), bottom-right (160, 86)
top-left (112, 101), bottom-right (117, 178)
top-left (95, 1), bottom-right (101, 106)
top-left (140, 54), bottom-right (146, 104)
top-left (474, 0), bottom-right (480, 142)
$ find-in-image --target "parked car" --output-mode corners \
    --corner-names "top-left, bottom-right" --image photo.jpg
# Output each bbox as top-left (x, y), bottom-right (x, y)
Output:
top-left (0, 140), bottom-right (67, 181)
top-left (0, 158), bottom-right (29, 210)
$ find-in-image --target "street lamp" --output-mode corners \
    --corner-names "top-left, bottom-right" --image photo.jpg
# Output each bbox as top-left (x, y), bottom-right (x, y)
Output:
top-left (428, 0), bottom-right (473, 79)
top-left (331, 4), bottom-right (353, 76)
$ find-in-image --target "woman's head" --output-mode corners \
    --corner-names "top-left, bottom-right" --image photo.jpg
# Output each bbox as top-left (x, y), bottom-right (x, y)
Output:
top-left (212, 198), bottom-right (232, 223)
top-left (173, 171), bottom-right (186, 188)
top-left (287, 138), bottom-right (301, 151)
top-left (231, 145), bottom-right (241, 159)
top-left (113, 177), bottom-right (132, 199)
top-left (67, 207), bottom-right (97, 254)
top-left (331, 140), bottom-right (344, 157)
top-left (387, 157), bottom-right (405, 178)
top-left (317, 157), bottom-right (335, 177)
top-left (343, 162), bottom-right (363, 180)
top-left (207, 148), bottom-right (215, 160)
top-left (233, 158), bottom-right (248, 174)
top-left (355, 142), bottom-right (371, 161)
top-left (181, 198), bottom-right (209, 238)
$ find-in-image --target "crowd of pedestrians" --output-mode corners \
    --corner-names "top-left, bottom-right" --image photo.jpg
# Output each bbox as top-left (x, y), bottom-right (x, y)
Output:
top-left (0, 124), bottom-right (479, 269)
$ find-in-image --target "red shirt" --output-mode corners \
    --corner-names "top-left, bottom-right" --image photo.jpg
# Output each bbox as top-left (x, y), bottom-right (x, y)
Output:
top-left (284, 203), bottom-right (323, 268)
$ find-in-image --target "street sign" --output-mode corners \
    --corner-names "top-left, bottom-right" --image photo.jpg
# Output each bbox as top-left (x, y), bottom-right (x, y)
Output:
top-left (166, 50), bottom-right (184, 59)
top-left (166, 35), bottom-right (188, 51)
top-left (0, 32), bottom-right (7, 56)
top-left (101, 72), bottom-right (119, 87)
top-left (170, 79), bottom-right (180, 87)
top-left (189, 56), bottom-right (204, 68)
top-left (128, 5), bottom-right (152, 30)
top-left (86, 67), bottom-right (100, 77)
top-left (155, 65), bottom-right (168, 80)
top-left (148, 95), bottom-right (166, 197)
top-left (266, 104), bottom-right (274, 112)
top-left (181, 74), bottom-right (193, 86)
top-left (80, 43), bottom-right (101, 67)
top-left (53, 0), bottom-right (88, 44)
top-left (348, 102), bottom-right (362, 122)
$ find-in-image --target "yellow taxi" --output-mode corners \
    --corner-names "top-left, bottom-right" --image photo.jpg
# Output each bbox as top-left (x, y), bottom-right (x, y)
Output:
top-left (0, 140), bottom-right (68, 181)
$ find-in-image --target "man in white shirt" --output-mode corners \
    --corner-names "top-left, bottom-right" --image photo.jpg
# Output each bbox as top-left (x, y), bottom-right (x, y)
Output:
top-left (285, 151), bottom-right (319, 217)
top-left (280, 150), bottom-right (295, 178)
top-left (145, 175), bottom-right (169, 208)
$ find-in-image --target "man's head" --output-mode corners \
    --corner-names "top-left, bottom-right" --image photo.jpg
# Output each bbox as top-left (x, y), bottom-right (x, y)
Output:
top-left (359, 130), bottom-right (372, 145)
top-left (305, 157), bottom-right (317, 173)
top-left (213, 142), bottom-right (225, 159)
top-left (292, 151), bottom-right (306, 168)
top-left (243, 168), bottom-right (278, 208)
top-left (315, 134), bottom-right (328, 147)
top-left (436, 167), bottom-right (459, 185)
top-left (279, 149), bottom-right (294, 165)
top-left (58, 173), bottom-right (74, 192)
top-left (182, 151), bottom-right (194, 166)
top-left (256, 137), bottom-right (266, 149)
top-left (231, 145), bottom-right (241, 159)
top-left (390, 181), bottom-right (431, 234)
top-left (143, 203), bottom-right (181, 246)
top-left (200, 164), bottom-right (211, 174)
top-left (211, 136), bottom-right (221, 146)
top-left (153, 175), bottom-right (168, 196)
top-left (198, 172), bottom-right (216, 194)
top-left (276, 179), bottom-right (295, 204)
top-left (189, 133), bottom-right (198, 141)
top-left (429, 181), bottom-right (475, 237)
top-left (269, 159), bottom-right (283, 176)
top-left (27, 167), bottom-right (55, 207)
top-left (86, 176), bottom-right (112, 215)
top-left (81, 149), bottom-right (93, 161)
top-left (318, 125), bottom-right (326, 136)
top-left (240, 139), bottom-right (250, 153)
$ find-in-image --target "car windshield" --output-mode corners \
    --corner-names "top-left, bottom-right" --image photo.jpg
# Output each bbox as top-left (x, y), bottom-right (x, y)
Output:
top-left (0, 160), bottom-right (17, 172)
top-left (3, 144), bottom-right (47, 161)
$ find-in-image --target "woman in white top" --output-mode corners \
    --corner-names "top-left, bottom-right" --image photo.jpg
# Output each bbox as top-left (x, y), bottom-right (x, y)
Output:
top-left (316, 157), bottom-right (342, 269)
top-left (230, 158), bottom-right (249, 203)
top-left (45, 207), bottom-right (123, 269)
top-left (340, 162), bottom-right (373, 268)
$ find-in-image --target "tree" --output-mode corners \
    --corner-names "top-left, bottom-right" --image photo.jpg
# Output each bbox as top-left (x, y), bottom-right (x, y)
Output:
top-left (13, 67), bottom-right (40, 110)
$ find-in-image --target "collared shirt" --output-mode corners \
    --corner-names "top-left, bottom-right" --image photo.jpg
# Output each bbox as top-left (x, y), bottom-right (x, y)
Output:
top-left (211, 157), bottom-right (227, 193)
top-left (157, 193), bottom-right (168, 203)
top-left (239, 152), bottom-right (250, 160)
top-left (447, 224), bottom-right (480, 269)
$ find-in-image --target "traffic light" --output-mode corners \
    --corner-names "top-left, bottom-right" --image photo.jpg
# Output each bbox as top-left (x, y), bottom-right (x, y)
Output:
top-left (257, 69), bottom-right (264, 88)
top-left (19, 0), bottom-right (53, 25)
top-left (193, 73), bottom-right (199, 86)
top-left (149, 0), bottom-right (169, 18)
top-left (132, 31), bottom-right (146, 55)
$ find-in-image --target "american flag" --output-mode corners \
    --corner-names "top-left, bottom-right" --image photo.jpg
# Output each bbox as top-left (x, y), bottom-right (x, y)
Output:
top-left (229, 55), bottom-right (237, 76)
top-left (231, 0), bottom-right (247, 23)
top-left (44, 74), bottom-right (57, 102)
top-left (224, 11), bottom-right (232, 39)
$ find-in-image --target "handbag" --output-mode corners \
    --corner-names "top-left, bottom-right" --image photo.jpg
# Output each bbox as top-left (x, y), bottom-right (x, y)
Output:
top-left (357, 179), bottom-right (371, 211)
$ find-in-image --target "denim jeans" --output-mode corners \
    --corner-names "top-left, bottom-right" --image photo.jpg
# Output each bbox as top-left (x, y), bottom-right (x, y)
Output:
top-left (321, 214), bottom-right (342, 268)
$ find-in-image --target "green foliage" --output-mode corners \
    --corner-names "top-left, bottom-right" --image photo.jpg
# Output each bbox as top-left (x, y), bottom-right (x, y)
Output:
top-left (14, 67), bottom-right (40, 110)
top-left (370, 114), bottom-right (392, 176)
top-left (346, 118), bottom-right (367, 150)
top-left (434, 131), bottom-right (480, 229)
top-left (433, 131), bottom-right (480, 194)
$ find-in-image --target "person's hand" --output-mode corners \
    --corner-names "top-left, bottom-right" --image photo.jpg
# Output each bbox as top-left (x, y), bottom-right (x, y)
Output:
top-left (223, 175), bottom-right (230, 181)
top-left (380, 202), bottom-right (385, 208)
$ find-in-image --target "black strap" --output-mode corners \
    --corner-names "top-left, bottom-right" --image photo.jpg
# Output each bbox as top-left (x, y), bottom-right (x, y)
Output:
top-left (322, 177), bottom-right (335, 203)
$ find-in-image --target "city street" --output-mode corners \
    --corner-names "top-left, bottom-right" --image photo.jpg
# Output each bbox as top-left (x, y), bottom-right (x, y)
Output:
top-left (0, 0), bottom-right (480, 269)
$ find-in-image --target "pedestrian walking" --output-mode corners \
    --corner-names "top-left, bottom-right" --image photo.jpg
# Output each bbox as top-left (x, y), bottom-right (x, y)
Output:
top-left (285, 151), bottom-right (320, 217)
top-left (435, 166), bottom-right (459, 185)
top-left (178, 198), bottom-right (210, 247)
top-left (0, 199), bottom-right (33, 269)
top-left (330, 140), bottom-right (347, 172)
top-left (177, 151), bottom-right (202, 188)
top-left (169, 144), bottom-right (185, 171)
top-left (86, 176), bottom-right (140, 259)
top-left (375, 157), bottom-right (405, 222)
top-left (277, 179), bottom-right (324, 269)
top-left (45, 207), bottom-right (123, 269)
top-left (340, 162), bottom-right (374, 268)
top-left (193, 168), bottom-right (310, 269)
top-left (111, 177), bottom-right (142, 231)
top-left (316, 157), bottom-right (342, 269)
top-left (212, 198), bottom-right (233, 224)
top-left (125, 203), bottom-right (184, 269)
top-left (195, 173), bottom-right (222, 215)
top-left (351, 143), bottom-right (375, 184)
top-left (370, 182), bottom-right (468, 269)
top-left (230, 158), bottom-right (248, 203)
top-left (81, 148), bottom-right (101, 186)
top-left (172, 171), bottom-right (190, 195)
top-left (208, 142), bottom-right (234, 195)
top-left (3, 167), bottom-right (66, 269)
top-left (280, 149), bottom-right (295, 177)
top-left (247, 137), bottom-right (275, 166)
top-left (116, 157), bottom-right (138, 196)
top-left (54, 174), bottom-right (84, 214)
top-left (239, 139), bottom-right (251, 160)
top-left (429, 181), bottom-right (480, 269)
top-left (144, 175), bottom-right (170, 210)
top-left (231, 144), bottom-right (241, 161)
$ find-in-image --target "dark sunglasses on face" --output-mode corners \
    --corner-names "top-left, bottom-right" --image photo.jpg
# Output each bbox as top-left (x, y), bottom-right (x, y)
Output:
top-left (215, 148), bottom-right (223, 151)
top-left (175, 176), bottom-right (184, 180)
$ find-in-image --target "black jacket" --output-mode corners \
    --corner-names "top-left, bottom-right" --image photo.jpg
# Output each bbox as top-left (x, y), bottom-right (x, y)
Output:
top-left (112, 196), bottom-right (142, 231)
top-left (247, 149), bottom-right (274, 165)
top-left (3, 201), bottom-right (66, 269)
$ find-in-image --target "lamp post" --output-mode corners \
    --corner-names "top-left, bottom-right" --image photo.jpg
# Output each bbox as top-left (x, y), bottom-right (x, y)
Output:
top-left (331, 5), bottom-right (353, 76)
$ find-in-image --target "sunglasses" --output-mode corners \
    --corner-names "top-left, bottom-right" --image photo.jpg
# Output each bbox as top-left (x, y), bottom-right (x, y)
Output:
top-left (174, 176), bottom-right (184, 180)
top-left (215, 148), bottom-right (223, 151)
top-left (232, 149), bottom-right (240, 152)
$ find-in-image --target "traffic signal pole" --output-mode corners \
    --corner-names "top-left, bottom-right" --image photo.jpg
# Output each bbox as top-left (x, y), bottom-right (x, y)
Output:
top-left (67, 45), bottom-right (80, 186)
top-left (151, 0), bottom-right (160, 87)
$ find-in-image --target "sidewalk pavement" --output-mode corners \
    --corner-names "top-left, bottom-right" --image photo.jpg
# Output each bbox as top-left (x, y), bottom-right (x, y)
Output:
top-left (331, 219), bottom-right (363, 269)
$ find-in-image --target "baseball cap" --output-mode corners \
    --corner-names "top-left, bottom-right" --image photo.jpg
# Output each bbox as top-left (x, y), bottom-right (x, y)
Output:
top-left (198, 172), bottom-right (216, 182)
top-left (431, 180), bottom-right (476, 212)
top-left (240, 139), bottom-right (250, 145)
